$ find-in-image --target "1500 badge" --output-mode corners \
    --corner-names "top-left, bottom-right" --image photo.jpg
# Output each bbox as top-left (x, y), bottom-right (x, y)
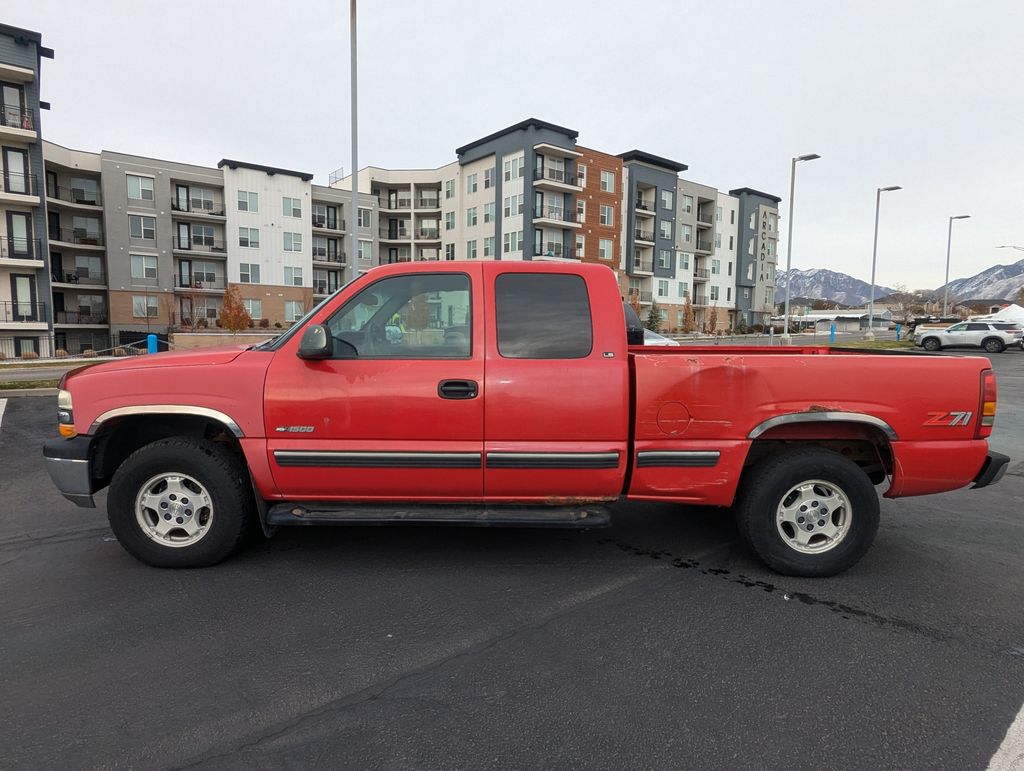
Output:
top-left (275, 426), bottom-right (315, 433)
top-left (924, 411), bottom-right (973, 427)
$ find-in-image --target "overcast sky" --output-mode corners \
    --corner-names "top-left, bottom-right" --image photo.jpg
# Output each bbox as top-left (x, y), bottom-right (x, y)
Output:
top-left (13, 0), bottom-right (1024, 288)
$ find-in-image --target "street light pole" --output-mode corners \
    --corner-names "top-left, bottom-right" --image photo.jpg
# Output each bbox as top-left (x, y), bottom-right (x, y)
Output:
top-left (865, 185), bottom-right (901, 341)
top-left (349, 0), bottom-right (359, 277)
top-left (943, 215), bottom-right (970, 317)
top-left (780, 153), bottom-right (821, 345)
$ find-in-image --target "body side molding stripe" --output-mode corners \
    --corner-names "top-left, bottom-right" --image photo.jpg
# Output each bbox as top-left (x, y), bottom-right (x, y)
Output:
top-left (636, 451), bottom-right (720, 468)
top-left (747, 411), bottom-right (898, 441)
top-left (485, 452), bottom-right (620, 470)
top-left (274, 451), bottom-right (482, 469)
top-left (90, 405), bottom-right (244, 437)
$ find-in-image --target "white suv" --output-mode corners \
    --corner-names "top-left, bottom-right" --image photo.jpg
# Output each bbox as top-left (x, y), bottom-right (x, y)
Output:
top-left (915, 321), bottom-right (1023, 353)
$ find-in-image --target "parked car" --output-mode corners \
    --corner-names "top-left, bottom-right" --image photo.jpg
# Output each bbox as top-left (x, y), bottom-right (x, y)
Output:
top-left (45, 262), bottom-right (1007, 577)
top-left (643, 328), bottom-right (681, 346)
top-left (915, 321), bottom-right (1022, 353)
top-left (990, 322), bottom-right (1024, 351)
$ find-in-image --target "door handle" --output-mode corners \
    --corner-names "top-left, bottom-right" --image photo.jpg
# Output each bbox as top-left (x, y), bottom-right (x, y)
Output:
top-left (438, 379), bottom-right (478, 399)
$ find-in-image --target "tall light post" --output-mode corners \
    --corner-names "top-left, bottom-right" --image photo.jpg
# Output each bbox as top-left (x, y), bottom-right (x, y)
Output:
top-left (942, 215), bottom-right (970, 317)
top-left (780, 153), bottom-right (821, 344)
top-left (864, 185), bottom-right (902, 341)
top-left (349, 0), bottom-right (359, 276)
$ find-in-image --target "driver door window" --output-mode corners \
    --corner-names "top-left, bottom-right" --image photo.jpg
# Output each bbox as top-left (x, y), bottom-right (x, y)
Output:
top-left (326, 273), bottom-right (471, 358)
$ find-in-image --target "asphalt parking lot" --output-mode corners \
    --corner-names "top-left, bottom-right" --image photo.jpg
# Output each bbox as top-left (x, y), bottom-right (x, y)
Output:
top-left (1, 350), bottom-right (1022, 769)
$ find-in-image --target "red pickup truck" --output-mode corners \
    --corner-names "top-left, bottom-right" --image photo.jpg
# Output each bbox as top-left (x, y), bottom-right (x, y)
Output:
top-left (44, 262), bottom-right (1008, 576)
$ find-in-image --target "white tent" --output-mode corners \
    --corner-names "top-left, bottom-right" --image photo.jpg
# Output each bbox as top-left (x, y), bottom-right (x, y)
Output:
top-left (972, 303), bottom-right (1024, 324)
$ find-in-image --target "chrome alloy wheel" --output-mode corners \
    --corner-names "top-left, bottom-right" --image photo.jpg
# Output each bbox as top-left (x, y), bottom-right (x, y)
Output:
top-left (134, 473), bottom-right (214, 548)
top-left (775, 479), bottom-right (852, 554)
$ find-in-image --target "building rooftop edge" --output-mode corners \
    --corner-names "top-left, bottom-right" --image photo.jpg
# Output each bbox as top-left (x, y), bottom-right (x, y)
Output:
top-left (455, 118), bottom-right (579, 157)
top-left (728, 187), bottom-right (783, 203)
top-left (217, 158), bottom-right (314, 181)
top-left (616, 150), bottom-right (688, 172)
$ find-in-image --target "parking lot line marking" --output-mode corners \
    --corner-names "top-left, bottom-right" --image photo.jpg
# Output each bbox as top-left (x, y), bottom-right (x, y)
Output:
top-left (989, 700), bottom-right (1024, 770)
top-left (0, 399), bottom-right (6, 432)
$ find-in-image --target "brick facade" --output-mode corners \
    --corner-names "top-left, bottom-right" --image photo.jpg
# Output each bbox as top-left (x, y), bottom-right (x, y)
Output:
top-left (575, 146), bottom-right (623, 288)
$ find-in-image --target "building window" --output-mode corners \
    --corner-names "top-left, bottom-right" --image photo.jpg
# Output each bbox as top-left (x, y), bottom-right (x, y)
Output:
top-left (132, 295), bottom-right (159, 317)
top-left (661, 190), bottom-right (673, 210)
top-left (241, 299), bottom-right (262, 318)
top-left (727, 287), bottom-right (732, 301)
top-left (445, 212), bottom-right (455, 231)
top-left (748, 237), bottom-right (755, 256)
top-left (577, 165), bottom-right (586, 186)
top-left (239, 227), bottom-right (260, 248)
top-left (598, 238), bottom-right (612, 260)
top-left (358, 240), bottom-right (372, 261)
top-left (682, 195), bottom-right (693, 214)
top-left (129, 215), bottom-right (156, 240)
top-left (483, 202), bottom-right (495, 223)
top-left (599, 205), bottom-right (613, 226)
top-left (357, 208), bottom-right (371, 228)
top-left (659, 220), bottom-right (672, 240)
top-left (730, 210), bottom-right (735, 225)
top-left (238, 190), bottom-right (258, 212)
top-left (678, 281), bottom-right (688, 298)
top-left (466, 240), bottom-right (477, 259)
top-left (127, 175), bottom-right (154, 201)
top-left (600, 170), bottom-right (615, 192)
top-left (483, 236), bottom-right (495, 257)
top-left (191, 223), bottom-right (215, 247)
top-left (285, 301), bottom-right (304, 322)
top-left (576, 199), bottom-right (585, 222)
top-left (657, 279), bottom-right (669, 298)
top-left (680, 224), bottom-right (692, 243)
top-left (445, 180), bottom-right (455, 199)
top-left (715, 233), bottom-right (722, 248)
top-left (484, 168), bottom-right (494, 189)
top-left (767, 240), bottom-right (775, 256)
top-left (239, 263), bottom-right (260, 283)
top-left (679, 252), bottom-right (691, 269)
top-left (284, 266), bottom-right (303, 286)
top-left (502, 194), bottom-right (523, 217)
top-left (712, 259), bottom-right (721, 274)
top-left (749, 212), bottom-right (756, 230)
top-left (191, 188), bottom-right (215, 212)
top-left (284, 232), bottom-right (302, 252)
top-left (503, 155), bottom-right (524, 181)
top-left (466, 174), bottom-right (478, 194)
top-left (728, 261), bottom-right (733, 276)
top-left (466, 207), bottom-right (477, 227)
top-left (658, 249), bottom-right (671, 269)
top-left (716, 206), bottom-right (722, 222)
top-left (711, 286), bottom-right (720, 301)
top-left (729, 236), bottom-right (734, 251)
top-left (282, 197), bottom-right (302, 217)
top-left (743, 288), bottom-right (751, 299)
top-left (503, 230), bottom-right (522, 253)
top-left (130, 254), bottom-right (157, 280)
top-left (575, 234), bottom-right (585, 257)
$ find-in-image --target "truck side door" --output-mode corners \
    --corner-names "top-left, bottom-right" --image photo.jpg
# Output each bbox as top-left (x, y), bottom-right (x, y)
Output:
top-left (263, 265), bottom-right (484, 500)
top-left (482, 264), bottom-right (629, 501)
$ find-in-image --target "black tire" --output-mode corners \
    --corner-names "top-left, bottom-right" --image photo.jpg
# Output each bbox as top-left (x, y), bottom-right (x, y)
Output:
top-left (922, 337), bottom-right (941, 351)
top-left (107, 437), bottom-right (253, 568)
top-left (735, 447), bottom-right (880, 577)
top-left (982, 338), bottom-right (1005, 353)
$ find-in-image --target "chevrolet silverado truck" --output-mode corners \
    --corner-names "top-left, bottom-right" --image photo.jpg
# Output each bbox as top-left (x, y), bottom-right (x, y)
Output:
top-left (43, 262), bottom-right (1009, 576)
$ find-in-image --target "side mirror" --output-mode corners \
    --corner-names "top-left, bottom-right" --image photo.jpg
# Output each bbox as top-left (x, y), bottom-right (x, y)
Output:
top-left (297, 324), bottom-right (332, 360)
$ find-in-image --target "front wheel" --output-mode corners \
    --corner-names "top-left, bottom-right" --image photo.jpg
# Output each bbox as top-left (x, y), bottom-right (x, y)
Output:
top-left (107, 437), bottom-right (252, 567)
top-left (735, 447), bottom-right (880, 577)
top-left (982, 338), bottom-right (1005, 353)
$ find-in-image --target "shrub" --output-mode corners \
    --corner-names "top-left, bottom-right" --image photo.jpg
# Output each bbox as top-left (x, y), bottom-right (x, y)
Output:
top-left (20, 351), bottom-right (40, 360)
top-left (258, 318), bottom-right (270, 329)
top-left (197, 318), bottom-right (208, 329)
top-left (247, 319), bottom-right (255, 328)
top-left (54, 349), bottom-right (69, 358)
top-left (82, 349), bottom-right (97, 358)
top-left (274, 322), bottom-right (282, 329)
top-left (751, 324), bottom-right (765, 334)
top-left (112, 347), bottom-right (128, 357)
top-left (0, 351), bottom-right (6, 361)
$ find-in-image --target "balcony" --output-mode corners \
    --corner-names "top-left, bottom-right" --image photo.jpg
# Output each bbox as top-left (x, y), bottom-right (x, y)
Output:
top-left (695, 239), bottom-right (713, 254)
top-left (171, 201), bottom-right (226, 217)
top-left (693, 295), bottom-right (710, 306)
top-left (51, 270), bottom-right (106, 287)
top-left (54, 309), bottom-right (108, 325)
top-left (632, 290), bottom-right (653, 304)
top-left (634, 199), bottom-right (656, 215)
top-left (0, 172), bottom-right (38, 198)
top-left (0, 105), bottom-right (34, 135)
top-left (632, 258), bottom-right (653, 273)
top-left (533, 243), bottom-right (576, 259)
top-left (696, 210), bottom-right (714, 228)
top-left (380, 198), bottom-right (412, 210)
top-left (634, 229), bottom-right (655, 244)
top-left (1, 237), bottom-right (42, 261)
top-left (312, 250), bottom-right (346, 264)
top-left (313, 281), bottom-right (340, 295)
top-left (312, 215), bottom-right (345, 231)
top-left (380, 228), bottom-right (411, 240)
top-left (0, 301), bottom-right (46, 323)
top-left (533, 205), bottom-right (580, 228)
top-left (173, 235), bottom-right (227, 254)
top-left (417, 227), bottom-right (440, 239)
top-left (49, 227), bottom-right (104, 247)
top-left (174, 276), bottom-right (226, 292)
top-left (416, 197), bottom-right (441, 209)
top-left (46, 184), bottom-right (102, 207)
top-left (693, 268), bottom-right (710, 280)
top-left (532, 167), bottom-right (582, 190)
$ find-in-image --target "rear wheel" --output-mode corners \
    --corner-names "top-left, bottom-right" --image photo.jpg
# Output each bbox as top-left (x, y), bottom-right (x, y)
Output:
top-left (107, 437), bottom-right (252, 568)
top-left (735, 447), bottom-right (880, 577)
top-left (982, 338), bottom-right (1005, 353)
top-left (922, 337), bottom-right (941, 351)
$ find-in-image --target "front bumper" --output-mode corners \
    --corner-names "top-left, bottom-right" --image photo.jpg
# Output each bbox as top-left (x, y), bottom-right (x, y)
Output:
top-left (42, 435), bottom-right (96, 508)
top-left (972, 451), bottom-right (1011, 489)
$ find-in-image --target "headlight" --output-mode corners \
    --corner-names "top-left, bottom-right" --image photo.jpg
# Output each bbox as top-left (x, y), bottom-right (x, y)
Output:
top-left (57, 389), bottom-right (75, 437)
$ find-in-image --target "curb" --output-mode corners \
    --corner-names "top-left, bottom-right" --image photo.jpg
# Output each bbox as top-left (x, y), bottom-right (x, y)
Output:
top-left (0, 388), bottom-right (58, 398)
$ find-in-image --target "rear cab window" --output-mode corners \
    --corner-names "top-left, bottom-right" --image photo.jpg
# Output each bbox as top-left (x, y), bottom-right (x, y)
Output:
top-left (494, 273), bottom-right (592, 359)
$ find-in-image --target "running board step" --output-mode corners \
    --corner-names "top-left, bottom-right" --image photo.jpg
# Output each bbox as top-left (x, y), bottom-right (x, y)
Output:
top-left (266, 502), bottom-right (611, 528)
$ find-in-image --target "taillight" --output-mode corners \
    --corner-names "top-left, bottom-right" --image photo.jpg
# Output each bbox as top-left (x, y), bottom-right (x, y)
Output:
top-left (977, 369), bottom-right (996, 438)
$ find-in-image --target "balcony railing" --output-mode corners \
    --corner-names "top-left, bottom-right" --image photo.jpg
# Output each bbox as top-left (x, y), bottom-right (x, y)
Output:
top-left (0, 301), bottom-right (46, 323)
top-left (634, 199), bottom-right (655, 212)
top-left (632, 258), bottom-right (653, 273)
top-left (1, 238), bottom-right (42, 260)
top-left (416, 197), bottom-right (440, 209)
top-left (313, 281), bottom-right (341, 295)
top-left (630, 290), bottom-right (653, 303)
top-left (381, 228), bottom-right (411, 239)
top-left (696, 239), bottom-right (713, 253)
top-left (533, 243), bottom-right (576, 259)
top-left (173, 235), bottom-right (227, 252)
top-left (693, 268), bottom-right (711, 279)
top-left (533, 167), bottom-right (579, 186)
top-left (171, 201), bottom-right (226, 217)
top-left (634, 229), bottom-right (655, 242)
top-left (693, 295), bottom-right (710, 306)
top-left (1, 172), bottom-right (38, 196)
top-left (312, 215), bottom-right (345, 230)
top-left (51, 270), bottom-right (106, 286)
top-left (46, 184), bottom-right (101, 206)
top-left (417, 227), bottom-right (440, 239)
top-left (49, 228), bottom-right (104, 246)
top-left (533, 206), bottom-right (576, 224)
top-left (312, 250), bottom-right (346, 263)
top-left (696, 210), bottom-right (714, 226)
top-left (175, 277), bottom-right (226, 291)
top-left (1, 105), bottom-right (34, 131)
top-left (54, 309), bottom-right (108, 325)
top-left (380, 198), bottom-right (412, 210)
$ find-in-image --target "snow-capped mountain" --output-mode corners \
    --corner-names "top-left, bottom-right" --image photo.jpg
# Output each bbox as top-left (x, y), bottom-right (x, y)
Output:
top-left (777, 268), bottom-right (892, 307)
top-left (937, 257), bottom-right (1024, 301)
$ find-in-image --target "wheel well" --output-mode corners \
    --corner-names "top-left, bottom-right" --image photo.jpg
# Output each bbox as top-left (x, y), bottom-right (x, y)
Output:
top-left (981, 336), bottom-right (1003, 348)
top-left (744, 425), bottom-right (894, 485)
top-left (91, 414), bottom-right (244, 488)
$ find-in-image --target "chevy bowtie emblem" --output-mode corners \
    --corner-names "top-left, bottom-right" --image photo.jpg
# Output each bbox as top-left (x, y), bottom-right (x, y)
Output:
top-left (275, 426), bottom-right (315, 433)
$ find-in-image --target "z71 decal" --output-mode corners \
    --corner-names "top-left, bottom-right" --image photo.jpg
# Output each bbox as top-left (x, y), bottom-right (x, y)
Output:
top-left (924, 411), bottom-right (973, 427)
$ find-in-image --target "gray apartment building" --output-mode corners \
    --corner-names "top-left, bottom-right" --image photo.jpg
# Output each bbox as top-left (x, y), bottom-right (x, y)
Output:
top-left (731, 188), bottom-right (782, 327)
